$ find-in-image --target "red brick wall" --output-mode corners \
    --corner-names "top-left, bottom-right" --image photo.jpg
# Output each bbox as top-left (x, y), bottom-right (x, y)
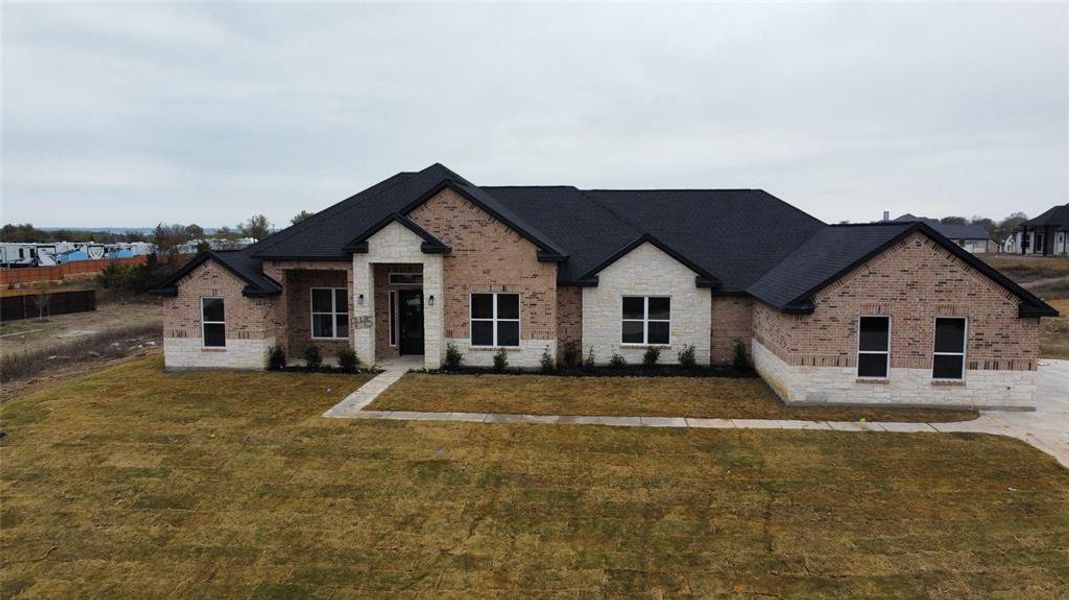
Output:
top-left (262, 261), bottom-right (353, 360)
top-left (163, 260), bottom-right (275, 342)
top-left (752, 231), bottom-right (1039, 371)
top-left (711, 296), bottom-right (753, 365)
top-left (408, 188), bottom-right (557, 341)
top-left (556, 286), bottom-right (582, 360)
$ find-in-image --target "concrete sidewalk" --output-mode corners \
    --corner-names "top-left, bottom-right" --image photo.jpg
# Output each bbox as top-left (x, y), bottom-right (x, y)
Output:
top-left (324, 358), bottom-right (1069, 468)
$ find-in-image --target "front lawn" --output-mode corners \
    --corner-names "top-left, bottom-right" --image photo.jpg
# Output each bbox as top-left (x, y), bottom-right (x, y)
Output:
top-left (370, 373), bottom-right (979, 422)
top-left (2, 356), bottom-right (1066, 598)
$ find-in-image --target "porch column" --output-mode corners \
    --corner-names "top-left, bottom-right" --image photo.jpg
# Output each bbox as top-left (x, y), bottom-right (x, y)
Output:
top-left (353, 256), bottom-right (375, 364)
top-left (422, 255), bottom-right (444, 369)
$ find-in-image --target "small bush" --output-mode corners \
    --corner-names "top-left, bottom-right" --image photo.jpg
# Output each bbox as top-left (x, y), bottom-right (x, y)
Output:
top-left (561, 341), bottom-right (580, 368)
top-left (267, 345), bottom-right (286, 370)
top-left (492, 348), bottom-right (509, 372)
top-left (642, 346), bottom-right (661, 367)
top-left (337, 347), bottom-right (359, 372)
top-left (584, 346), bottom-right (596, 368)
top-left (733, 340), bottom-right (749, 370)
top-left (303, 345), bottom-right (322, 370)
top-left (540, 346), bottom-right (555, 373)
top-left (609, 352), bottom-right (626, 369)
top-left (677, 344), bottom-right (696, 369)
top-left (443, 341), bottom-right (463, 370)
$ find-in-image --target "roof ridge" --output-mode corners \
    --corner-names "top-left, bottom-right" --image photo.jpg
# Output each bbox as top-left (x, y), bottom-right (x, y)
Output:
top-left (251, 170), bottom-right (416, 255)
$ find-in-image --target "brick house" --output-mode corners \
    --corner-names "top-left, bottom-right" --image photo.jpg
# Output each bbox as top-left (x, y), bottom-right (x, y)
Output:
top-left (155, 164), bottom-right (1058, 409)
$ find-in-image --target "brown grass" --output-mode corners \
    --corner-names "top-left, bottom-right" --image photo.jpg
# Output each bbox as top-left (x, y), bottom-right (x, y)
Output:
top-left (1, 356), bottom-right (1066, 598)
top-left (370, 373), bottom-right (979, 422)
top-left (0, 321), bottom-right (162, 383)
top-left (1041, 299), bottom-right (1069, 360)
top-left (980, 254), bottom-right (1069, 283)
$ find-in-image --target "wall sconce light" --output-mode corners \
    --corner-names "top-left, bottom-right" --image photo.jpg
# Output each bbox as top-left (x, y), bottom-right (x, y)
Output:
top-left (357, 294), bottom-right (365, 306)
top-left (427, 294), bottom-right (435, 307)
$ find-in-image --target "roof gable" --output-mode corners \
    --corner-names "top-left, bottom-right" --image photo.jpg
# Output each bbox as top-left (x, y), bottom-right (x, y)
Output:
top-left (578, 234), bottom-right (719, 289)
top-left (748, 222), bottom-right (1056, 317)
top-left (153, 250), bottom-right (281, 297)
top-left (342, 213), bottom-right (450, 254)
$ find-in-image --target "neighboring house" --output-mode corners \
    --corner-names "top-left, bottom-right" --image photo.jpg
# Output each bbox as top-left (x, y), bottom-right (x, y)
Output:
top-left (155, 164), bottom-right (1058, 409)
top-left (1011, 204), bottom-right (1069, 256)
top-left (884, 213), bottom-right (995, 253)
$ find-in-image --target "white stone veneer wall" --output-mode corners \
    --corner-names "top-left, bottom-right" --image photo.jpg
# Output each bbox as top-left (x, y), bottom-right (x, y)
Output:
top-left (582, 242), bottom-right (712, 365)
top-left (353, 221), bottom-right (444, 369)
top-left (753, 339), bottom-right (1036, 409)
top-left (446, 338), bottom-right (555, 369)
top-left (164, 337), bottom-right (275, 370)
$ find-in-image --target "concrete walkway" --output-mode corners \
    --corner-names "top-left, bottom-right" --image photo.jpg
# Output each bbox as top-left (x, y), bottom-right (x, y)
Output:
top-left (324, 358), bottom-right (1069, 468)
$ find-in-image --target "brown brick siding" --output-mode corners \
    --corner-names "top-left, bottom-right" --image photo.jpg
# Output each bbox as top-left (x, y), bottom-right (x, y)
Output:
top-left (163, 260), bottom-right (275, 341)
top-left (752, 232), bottom-right (1039, 371)
top-left (262, 261), bottom-right (353, 360)
top-left (373, 264), bottom-right (422, 360)
top-left (408, 188), bottom-right (557, 341)
top-left (556, 286), bottom-right (582, 360)
top-left (711, 296), bottom-right (753, 365)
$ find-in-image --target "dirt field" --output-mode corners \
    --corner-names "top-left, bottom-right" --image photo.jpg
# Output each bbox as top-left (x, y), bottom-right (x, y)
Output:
top-left (0, 299), bottom-right (160, 359)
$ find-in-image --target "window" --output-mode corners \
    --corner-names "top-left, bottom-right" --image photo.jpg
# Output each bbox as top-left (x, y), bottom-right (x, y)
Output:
top-left (857, 316), bottom-right (890, 378)
top-left (311, 288), bottom-right (349, 339)
top-left (933, 317), bottom-right (966, 380)
top-left (621, 296), bottom-right (671, 345)
top-left (388, 290), bottom-right (397, 346)
top-left (470, 293), bottom-right (520, 347)
top-left (389, 273), bottom-right (423, 285)
top-left (201, 297), bottom-right (225, 347)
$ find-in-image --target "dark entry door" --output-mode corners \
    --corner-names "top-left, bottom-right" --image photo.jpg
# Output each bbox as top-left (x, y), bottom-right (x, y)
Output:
top-left (398, 289), bottom-right (424, 355)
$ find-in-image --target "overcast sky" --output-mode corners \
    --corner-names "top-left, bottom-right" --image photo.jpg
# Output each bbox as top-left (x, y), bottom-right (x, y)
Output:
top-left (2, 2), bottom-right (1066, 229)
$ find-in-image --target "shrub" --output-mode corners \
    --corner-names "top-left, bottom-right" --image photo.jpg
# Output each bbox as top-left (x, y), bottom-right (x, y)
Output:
top-left (492, 348), bottom-right (509, 372)
top-left (561, 341), bottom-right (580, 368)
top-left (443, 342), bottom-right (463, 370)
top-left (642, 346), bottom-right (660, 367)
top-left (540, 346), bottom-right (555, 373)
top-left (677, 344), bottom-right (696, 369)
top-left (584, 346), bottom-right (596, 368)
top-left (267, 345), bottom-right (286, 371)
top-left (609, 352), bottom-right (626, 369)
top-left (303, 345), bottom-right (322, 370)
top-left (733, 340), bottom-right (749, 370)
top-left (337, 347), bottom-right (359, 372)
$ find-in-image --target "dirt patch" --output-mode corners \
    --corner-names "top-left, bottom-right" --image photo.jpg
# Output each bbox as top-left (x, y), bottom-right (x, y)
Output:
top-left (0, 299), bottom-right (160, 359)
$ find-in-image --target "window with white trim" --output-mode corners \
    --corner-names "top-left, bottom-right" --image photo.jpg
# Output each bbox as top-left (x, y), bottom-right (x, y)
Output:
top-left (311, 288), bottom-right (348, 339)
top-left (470, 293), bottom-right (520, 347)
top-left (857, 316), bottom-right (890, 378)
top-left (933, 317), bottom-right (966, 380)
top-left (621, 296), bottom-right (671, 345)
top-left (201, 297), bottom-right (225, 347)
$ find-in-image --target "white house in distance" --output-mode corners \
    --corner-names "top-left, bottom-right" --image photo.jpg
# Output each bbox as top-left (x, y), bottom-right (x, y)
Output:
top-left (1008, 204), bottom-right (1069, 256)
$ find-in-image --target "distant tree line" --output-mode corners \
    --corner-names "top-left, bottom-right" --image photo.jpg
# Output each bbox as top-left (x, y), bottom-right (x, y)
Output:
top-left (0, 224), bottom-right (150, 244)
top-left (935, 212), bottom-right (1028, 241)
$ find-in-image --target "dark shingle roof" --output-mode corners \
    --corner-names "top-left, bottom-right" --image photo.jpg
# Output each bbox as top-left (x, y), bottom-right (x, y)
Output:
top-left (1022, 204), bottom-right (1069, 228)
top-left (154, 249), bottom-right (281, 297)
top-left (748, 222), bottom-right (1056, 317)
top-left (748, 223), bottom-right (914, 311)
top-left (891, 214), bottom-right (991, 241)
top-left (580, 190), bottom-right (826, 291)
top-left (153, 164), bottom-right (1057, 316)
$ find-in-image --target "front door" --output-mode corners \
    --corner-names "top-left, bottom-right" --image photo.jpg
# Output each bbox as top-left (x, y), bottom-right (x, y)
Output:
top-left (398, 289), bottom-right (424, 355)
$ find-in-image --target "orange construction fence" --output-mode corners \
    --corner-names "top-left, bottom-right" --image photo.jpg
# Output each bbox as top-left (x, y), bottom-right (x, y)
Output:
top-left (0, 254), bottom-right (193, 286)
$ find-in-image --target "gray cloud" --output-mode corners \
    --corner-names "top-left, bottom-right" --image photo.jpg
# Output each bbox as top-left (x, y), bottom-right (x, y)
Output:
top-left (2, 2), bottom-right (1066, 228)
